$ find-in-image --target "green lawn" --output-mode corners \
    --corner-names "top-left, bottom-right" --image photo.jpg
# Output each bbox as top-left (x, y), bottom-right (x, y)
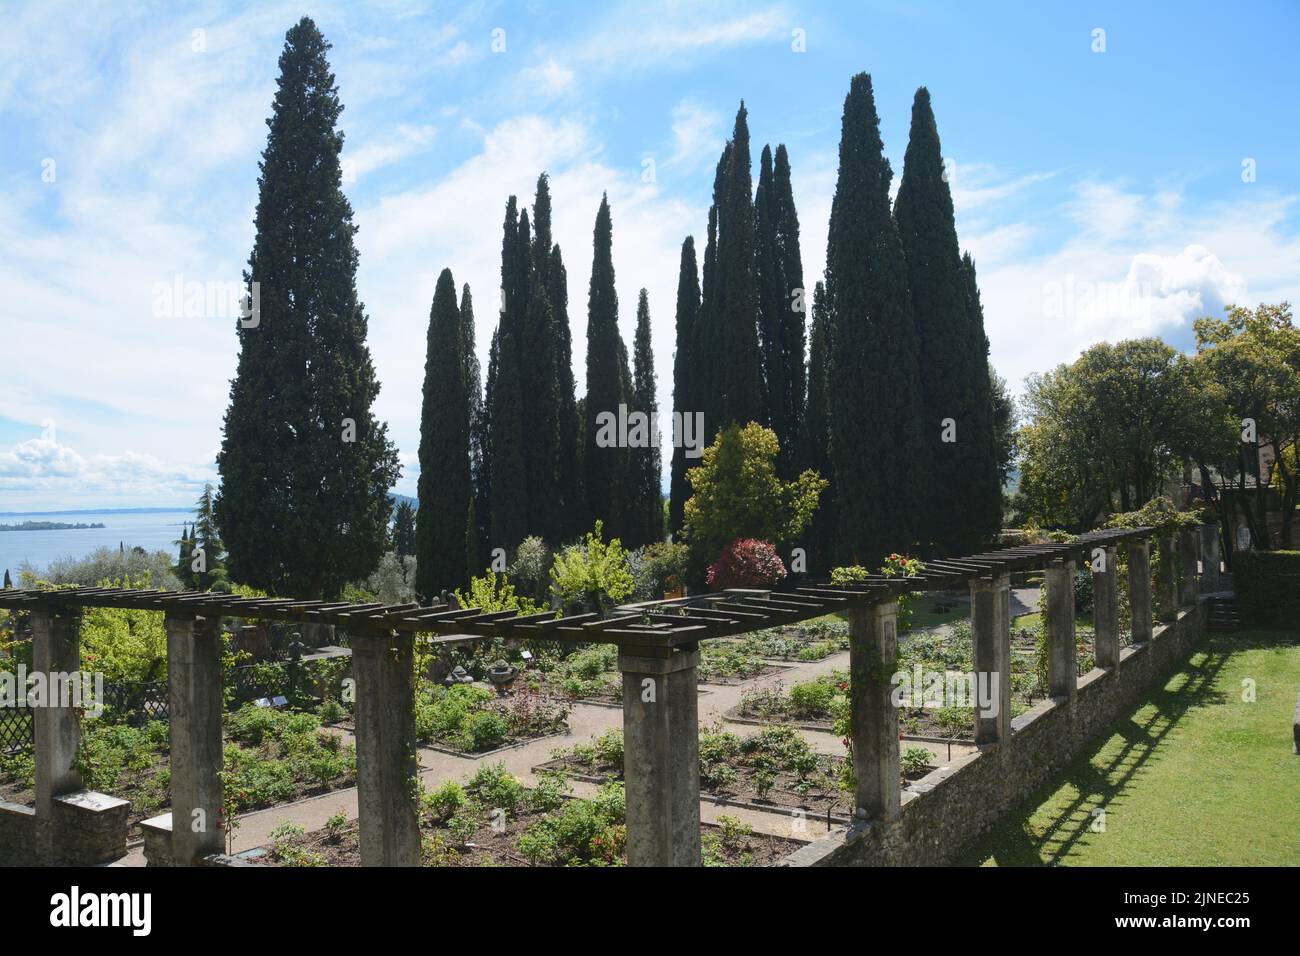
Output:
top-left (964, 629), bottom-right (1300, 866)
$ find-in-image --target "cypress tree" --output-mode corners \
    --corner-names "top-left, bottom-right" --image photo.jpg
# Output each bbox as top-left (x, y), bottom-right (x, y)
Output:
top-left (826, 73), bottom-right (928, 566)
top-left (415, 269), bottom-right (471, 599)
top-left (716, 103), bottom-right (764, 430)
top-left (522, 275), bottom-right (563, 541)
top-left (489, 200), bottom-right (528, 551)
top-left (961, 252), bottom-right (1003, 540)
top-left (696, 146), bottom-right (730, 444)
top-left (478, 327), bottom-right (499, 568)
top-left (669, 236), bottom-right (701, 537)
top-left (2, 569), bottom-right (10, 589)
top-left (460, 284), bottom-right (491, 577)
top-left (628, 289), bottom-right (662, 547)
top-left (802, 280), bottom-right (834, 572)
top-left (584, 195), bottom-right (629, 537)
top-left (392, 499), bottom-right (416, 561)
top-left (895, 87), bottom-right (998, 553)
top-left (216, 17), bottom-right (399, 599)
top-left (756, 143), bottom-right (807, 475)
top-left (521, 175), bottom-right (570, 543)
top-left (551, 243), bottom-right (584, 539)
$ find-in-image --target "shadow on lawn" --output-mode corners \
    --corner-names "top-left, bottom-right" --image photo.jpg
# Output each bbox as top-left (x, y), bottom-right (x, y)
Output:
top-left (962, 637), bottom-right (1241, 867)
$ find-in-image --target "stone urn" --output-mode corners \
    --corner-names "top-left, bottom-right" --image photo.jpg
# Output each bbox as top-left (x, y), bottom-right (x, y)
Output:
top-left (486, 661), bottom-right (518, 694)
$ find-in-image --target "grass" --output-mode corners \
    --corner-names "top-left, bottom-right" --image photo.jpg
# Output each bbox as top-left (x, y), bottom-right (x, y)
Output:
top-left (964, 629), bottom-right (1300, 866)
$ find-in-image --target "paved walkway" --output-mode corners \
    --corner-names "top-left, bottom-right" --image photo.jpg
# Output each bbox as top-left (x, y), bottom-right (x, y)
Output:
top-left (118, 627), bottom-right (983, 865)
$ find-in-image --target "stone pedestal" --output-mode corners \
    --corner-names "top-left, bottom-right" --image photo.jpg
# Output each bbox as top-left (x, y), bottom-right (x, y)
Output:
top-left (1045, 559), bottom-right (1078, 702)
top-left (165, 613), bottom-right (226, 865)
top-left (970, 574), bottom-right (1012, 745)
top-left (351, 629), bottom-right (420, 867)
top-left (1128, 540), bottom-right (1153, 643)
top-left (1199, 524), bottom-right (1222, 593)
top-left (619, 645), bottom-right (701, 867)
top-left (30, 607), bottom-right (83, 863)
top-left (848, 599), bottom-right (899, 822)
top-left (1092, 545), bottom-right (1120, 671)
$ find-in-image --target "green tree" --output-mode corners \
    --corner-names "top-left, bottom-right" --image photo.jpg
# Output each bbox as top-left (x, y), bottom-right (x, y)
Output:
top-left (215, 17), bottom-right (399, 599)
top-left (1016, 339), bottom-right (1195, 531)
top-left (191, 484), bottom-right (228, 591)
top-left (801, 281), bottom-right (834, 573)
top-left (716, 103), bottom-right (764, 430)
top-left (894, 86), bottom-right (999, 553)
top-left (460, 284), bottom-right (491, 578)
top-left (669, 236), bottom-right (701, 537)
top-left (522, 275), bottom-right (563, 541)
top-left (584, 195), bottom-right (630, 539)
top-left (392, 500), bottom-right (416, 561)
top-left (489, 199), bottom-right (528, 551)
top-left (826, 73), bottom-right (928, 566)
top-left (627, 289), bottom-right (662, 548)
top-left (755, 143), bottom-right (807, 476)
top-left (416, 268), bottom-right (471, 599)
top-left (1188, 303), bottom-right (1300, 552)
top-left (682, 422), bottom-right (826, 575)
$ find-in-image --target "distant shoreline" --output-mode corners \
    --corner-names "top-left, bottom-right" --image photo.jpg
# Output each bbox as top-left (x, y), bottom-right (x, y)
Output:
top-left (0, 508), bottom-right (192, 517)
top-left (0, 521), bottom-right (108, 531)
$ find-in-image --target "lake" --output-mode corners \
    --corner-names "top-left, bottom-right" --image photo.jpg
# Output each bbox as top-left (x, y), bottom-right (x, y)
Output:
top-left (0, 510), bottom-right (191, 579)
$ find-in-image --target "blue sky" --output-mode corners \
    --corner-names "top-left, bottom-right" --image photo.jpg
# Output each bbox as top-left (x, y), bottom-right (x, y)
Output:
top-left (2, 0), bottom-right (1298, 511)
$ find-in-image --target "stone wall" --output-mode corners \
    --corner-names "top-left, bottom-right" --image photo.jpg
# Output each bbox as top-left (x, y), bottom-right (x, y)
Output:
top-left (782, 602), bottom-right (1207, 867)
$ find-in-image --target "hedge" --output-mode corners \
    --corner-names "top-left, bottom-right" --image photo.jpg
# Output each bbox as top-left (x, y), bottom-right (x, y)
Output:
top-left (1233, 551), bottom-right (1300, 628)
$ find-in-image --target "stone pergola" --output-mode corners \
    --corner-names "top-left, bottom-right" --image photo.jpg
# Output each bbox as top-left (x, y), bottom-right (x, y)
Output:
top-left (0, 525), bottom-right (1176, 867)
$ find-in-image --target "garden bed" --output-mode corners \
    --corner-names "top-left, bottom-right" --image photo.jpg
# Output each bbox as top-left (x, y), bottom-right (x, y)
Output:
top-left (0, 703), bottom-right (360, 837)
top-left (414, 682), bottom-right (569, 754)
top-left (257, 763), bottom-right (803, 867)
top-left (536, 724), bottom-right (935, 825)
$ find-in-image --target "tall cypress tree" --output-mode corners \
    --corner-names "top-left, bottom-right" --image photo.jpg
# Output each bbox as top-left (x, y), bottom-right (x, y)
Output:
top-left (460, 284), bottom-right (491, 578)
top-left (802, 280), bottom-right (834, 572)
top-left (551, 243), bottom-right (584, 539)
top-left (669, 236), bottom-right (701, 537)
top-left (628, 289), bottom-right (662, 547)
top-left (756, 143), bottom-right (807, 475)
top-left (415, 269), bottom-right (471, 599)
top-left (584, 195), bottom-right (629, 537)
top-left (489, 200), bottom-right (528, 551)
top-left (961, 252), bottom-right (1003, 541)
top-left (696, 146), bottom-right (730, 443)
top-left (895, 87), bottom-right (998, 553)
top-left (216, 17), bottom-right (399, 599)
top-left (523, 275), bottom-right (563, 541)
top-left (716, 103), bottom-right (764, 430)
top-left (826, 73), bottom-right (928, 566)
top-left (523, 174), bottom-right (572, 543)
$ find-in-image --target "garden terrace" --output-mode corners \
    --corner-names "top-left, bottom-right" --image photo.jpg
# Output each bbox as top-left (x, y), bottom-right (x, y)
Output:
top-left (0, 524), bottom-right (1175, 867)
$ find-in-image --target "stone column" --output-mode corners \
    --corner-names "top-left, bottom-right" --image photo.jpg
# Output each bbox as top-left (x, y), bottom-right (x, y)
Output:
top-left (848, 599), bottom-right (899, 822)
top-left (1156, 533), bottom-right (1179, 622)
top-left (165, 613), bottom-right (225, 865)
top-left (620, 644), bottom-right (700, 867)
top-left (1128, 539), bottom-right (1153, 643)
top-left (30, 607), bottom-right (82, 862)
top-left (1092, 545), bottom-right (1120, 671)
top-left (351, 628), bottom-right (420, 867)
top-left (1045, 558), bottom-right (1078, 702)
top-left (1178, 527), bottom-right (1199, 606)
top-left (1199, 524), bottom-right (1222, 593)
top-left (969, 574), bottom-right (1012, 745)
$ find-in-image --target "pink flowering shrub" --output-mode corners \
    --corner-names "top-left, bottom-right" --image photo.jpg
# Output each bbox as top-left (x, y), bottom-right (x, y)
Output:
top-left (706, 538), bottom-right (787, 591)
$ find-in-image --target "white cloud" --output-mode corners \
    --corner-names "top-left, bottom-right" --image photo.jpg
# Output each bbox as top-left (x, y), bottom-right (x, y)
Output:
top-left (0, 433), bottom-right (214, 508)
top-left (964, 182), bottom-right (1300, 394)
top-left (520, 58), bottom-right (577, 99)
top-left (667, 100), bottom-right (723, 170)
top-left (346, 123), bottom-right (438, 177)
